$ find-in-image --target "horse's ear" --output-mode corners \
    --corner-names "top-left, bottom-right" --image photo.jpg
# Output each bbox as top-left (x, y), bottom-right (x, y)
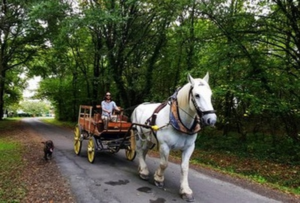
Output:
top-left (187, 73), bottom-right (195, 87)
top-left (203, 72), bottom-right (209, 83)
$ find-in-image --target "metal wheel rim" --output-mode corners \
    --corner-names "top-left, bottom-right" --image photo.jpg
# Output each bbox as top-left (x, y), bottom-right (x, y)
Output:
top-left (87, 137), bottom-right (96, 163)
top-left (74, 125), bottom-right (82, 155)
top-left (125, 146), bottom-right (136, 161)
top-left (125, 130), bottom-right (136, 161)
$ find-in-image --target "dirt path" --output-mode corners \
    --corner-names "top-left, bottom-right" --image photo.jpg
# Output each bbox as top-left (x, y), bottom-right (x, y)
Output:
top-left (15, 121), bottom-right (76, 202)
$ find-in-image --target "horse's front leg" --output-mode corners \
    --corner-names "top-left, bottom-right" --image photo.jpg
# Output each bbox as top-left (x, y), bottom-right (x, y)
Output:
top-left (180, 144), bottom-right (195, 202)
top-left (154, 143), bottom-right (169, 188)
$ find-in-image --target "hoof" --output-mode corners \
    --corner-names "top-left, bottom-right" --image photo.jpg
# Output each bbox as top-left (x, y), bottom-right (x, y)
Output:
top-left (139, 174), bottom-right (149, 180)
top-left (154, 180), bottom-right (164, 188)
top-left (181, 193), bottom-right (195, 202)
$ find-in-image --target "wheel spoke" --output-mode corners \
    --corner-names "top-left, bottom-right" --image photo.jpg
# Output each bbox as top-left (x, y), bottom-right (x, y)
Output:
top-left (125, 130), bottom-right (136, 161)
top-left (74, 125), bottom-right (82, 155)
top-left (87, 137), bottom-right (95, 163)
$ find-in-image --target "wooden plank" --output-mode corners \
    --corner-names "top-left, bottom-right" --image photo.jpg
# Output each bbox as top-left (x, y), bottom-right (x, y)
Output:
top-left (80, 105), bottom-right (93, 109)
top-left (108, 122), bottom-right (131, 130)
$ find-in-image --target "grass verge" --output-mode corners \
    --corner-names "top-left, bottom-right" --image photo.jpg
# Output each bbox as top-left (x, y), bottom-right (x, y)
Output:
top-left (192, 127), bottom-right (300, 196)
top-left (0, 120), bottom-right (26, 202)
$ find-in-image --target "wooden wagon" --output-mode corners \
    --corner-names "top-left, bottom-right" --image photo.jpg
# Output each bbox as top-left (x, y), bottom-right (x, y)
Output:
top-left (73, 105), bottom-right (136, 163)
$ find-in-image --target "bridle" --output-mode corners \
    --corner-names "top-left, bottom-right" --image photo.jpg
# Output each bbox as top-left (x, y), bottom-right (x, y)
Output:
top-left (189, 86), bottom-right (216, 120)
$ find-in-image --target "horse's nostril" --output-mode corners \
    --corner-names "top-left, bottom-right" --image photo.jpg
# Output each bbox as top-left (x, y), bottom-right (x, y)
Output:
top-left (207, 118), bottom-right (216, 126)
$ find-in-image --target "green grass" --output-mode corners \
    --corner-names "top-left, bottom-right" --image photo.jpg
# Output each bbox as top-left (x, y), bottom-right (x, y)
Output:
top-left (192, 128), bottom-right (300, 196)
top-left (0, 119), bottom-right (26, 202)
top-left (0, 119), bottom-right (19, 131)
top-left (0, 137), bottom-right (25, 202)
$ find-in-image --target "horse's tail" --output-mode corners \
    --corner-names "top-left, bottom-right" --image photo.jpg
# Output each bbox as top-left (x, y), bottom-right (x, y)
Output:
top-left (131, 105), bottom-right (143, 134)
top-left (130, 105), bottom-right (138, 124)
top-left (130, 104), bottom-right (158, 149)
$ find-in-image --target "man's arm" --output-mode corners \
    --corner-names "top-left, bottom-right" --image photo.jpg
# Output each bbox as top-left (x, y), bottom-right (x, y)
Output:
top-left (113, 102), bottom-right (120, 111)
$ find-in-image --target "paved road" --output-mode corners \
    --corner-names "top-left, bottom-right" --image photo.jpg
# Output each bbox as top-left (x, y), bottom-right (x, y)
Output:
top-left (22, 118), bottom-right (282, 203)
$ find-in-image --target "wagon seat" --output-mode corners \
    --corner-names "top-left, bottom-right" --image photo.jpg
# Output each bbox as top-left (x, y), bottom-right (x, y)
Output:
top-left (93, 105), bottom-right (103, 132)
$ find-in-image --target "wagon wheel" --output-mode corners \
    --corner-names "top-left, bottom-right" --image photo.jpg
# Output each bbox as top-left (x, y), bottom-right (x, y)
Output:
top-left (74, 124), bottom-right (82, 155)
top-left (87, 137), bottom-right (96, 163)
top-left (125, 130), bottom-right (136, 161)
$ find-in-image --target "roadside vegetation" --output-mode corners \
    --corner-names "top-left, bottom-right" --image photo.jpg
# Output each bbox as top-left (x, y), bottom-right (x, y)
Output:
top-left (0, 120), bottom-right (26, 202)
top-left (0, 119), bottom-right (75, 203)
top-left (196, 129), bottom-right (300, 194)
top-left (6, 101), bottom-right (53, 118)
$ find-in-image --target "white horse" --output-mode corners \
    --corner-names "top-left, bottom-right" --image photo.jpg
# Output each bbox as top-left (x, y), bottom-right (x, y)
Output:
top-left (131, 73), bottom-right (217, 202)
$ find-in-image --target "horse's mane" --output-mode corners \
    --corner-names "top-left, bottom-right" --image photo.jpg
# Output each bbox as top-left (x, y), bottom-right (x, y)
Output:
top-left (177, 78), bottom-right (209, 108)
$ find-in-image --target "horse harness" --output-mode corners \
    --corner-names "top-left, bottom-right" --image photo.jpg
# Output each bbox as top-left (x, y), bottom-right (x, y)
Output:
top-left (145, 86), bottom-right (214, 135)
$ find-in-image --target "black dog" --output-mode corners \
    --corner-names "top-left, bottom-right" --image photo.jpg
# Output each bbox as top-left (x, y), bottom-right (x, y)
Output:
top-left (41, 140), bottom-right (54, 160)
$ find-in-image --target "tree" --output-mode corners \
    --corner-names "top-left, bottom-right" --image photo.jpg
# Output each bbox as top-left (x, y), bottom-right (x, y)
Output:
top-left (19, 100), bottom-right (49, 116)
top-left (0, 0), bottom-right (69, 120)
top-left (14, 0), bottom-right (300, 143)
top-left (3, 68), bottom-right (25, 111)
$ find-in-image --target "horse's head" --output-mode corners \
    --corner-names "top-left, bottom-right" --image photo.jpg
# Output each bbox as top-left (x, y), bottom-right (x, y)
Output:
top-left (187, 72), bottom-right (217, 126)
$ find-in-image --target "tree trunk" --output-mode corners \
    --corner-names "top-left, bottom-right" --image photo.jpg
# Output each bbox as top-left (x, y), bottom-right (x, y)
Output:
top-left (92, 31), bottom-right (103, 106)
top-left (0, 70), bottom-right (6, 120)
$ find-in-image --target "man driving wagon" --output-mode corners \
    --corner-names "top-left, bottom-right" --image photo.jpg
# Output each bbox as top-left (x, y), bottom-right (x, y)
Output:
top-left (101, 92), bottom-right (121, 129)
top-left (74, 91), bottom-right (136, 163)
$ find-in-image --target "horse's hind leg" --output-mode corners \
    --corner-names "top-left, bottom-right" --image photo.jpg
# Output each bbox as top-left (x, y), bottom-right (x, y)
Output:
top-left (154, 143), bottom-right (169, 188)
top-left (135, 130), bottom-right (150, 180)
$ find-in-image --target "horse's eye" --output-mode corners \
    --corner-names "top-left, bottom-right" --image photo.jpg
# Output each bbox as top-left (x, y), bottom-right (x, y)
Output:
top-left (195, 94), bottom-right (200, 98)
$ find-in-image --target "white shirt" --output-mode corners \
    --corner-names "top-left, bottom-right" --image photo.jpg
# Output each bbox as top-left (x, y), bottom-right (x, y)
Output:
top-left (101, 100), bottom-right (117, 117)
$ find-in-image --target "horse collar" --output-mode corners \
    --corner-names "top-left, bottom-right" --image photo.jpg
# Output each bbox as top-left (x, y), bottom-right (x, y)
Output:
top-left (170, 90), bottom-right (201, 135)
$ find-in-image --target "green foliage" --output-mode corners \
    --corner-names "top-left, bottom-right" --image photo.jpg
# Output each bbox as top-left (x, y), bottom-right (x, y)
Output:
top-left (0, 127), bottom-right (25, 202)
top-left (3, 69), bottom-right (24, 109)
top-left (19, 100), bottom-right (50, 116)
top-left (197, 129), bottom-right (300, 165)
top-left (193, 128), bottom-right (300, 193)
top-left (24, 0), bottom-right (300, 145)
top-left (0, 0), bottom-right (58, 119)
top-left (2, 0), bottom-right (300, 170)
top-left (37, 77), bottom-right (80, 121)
